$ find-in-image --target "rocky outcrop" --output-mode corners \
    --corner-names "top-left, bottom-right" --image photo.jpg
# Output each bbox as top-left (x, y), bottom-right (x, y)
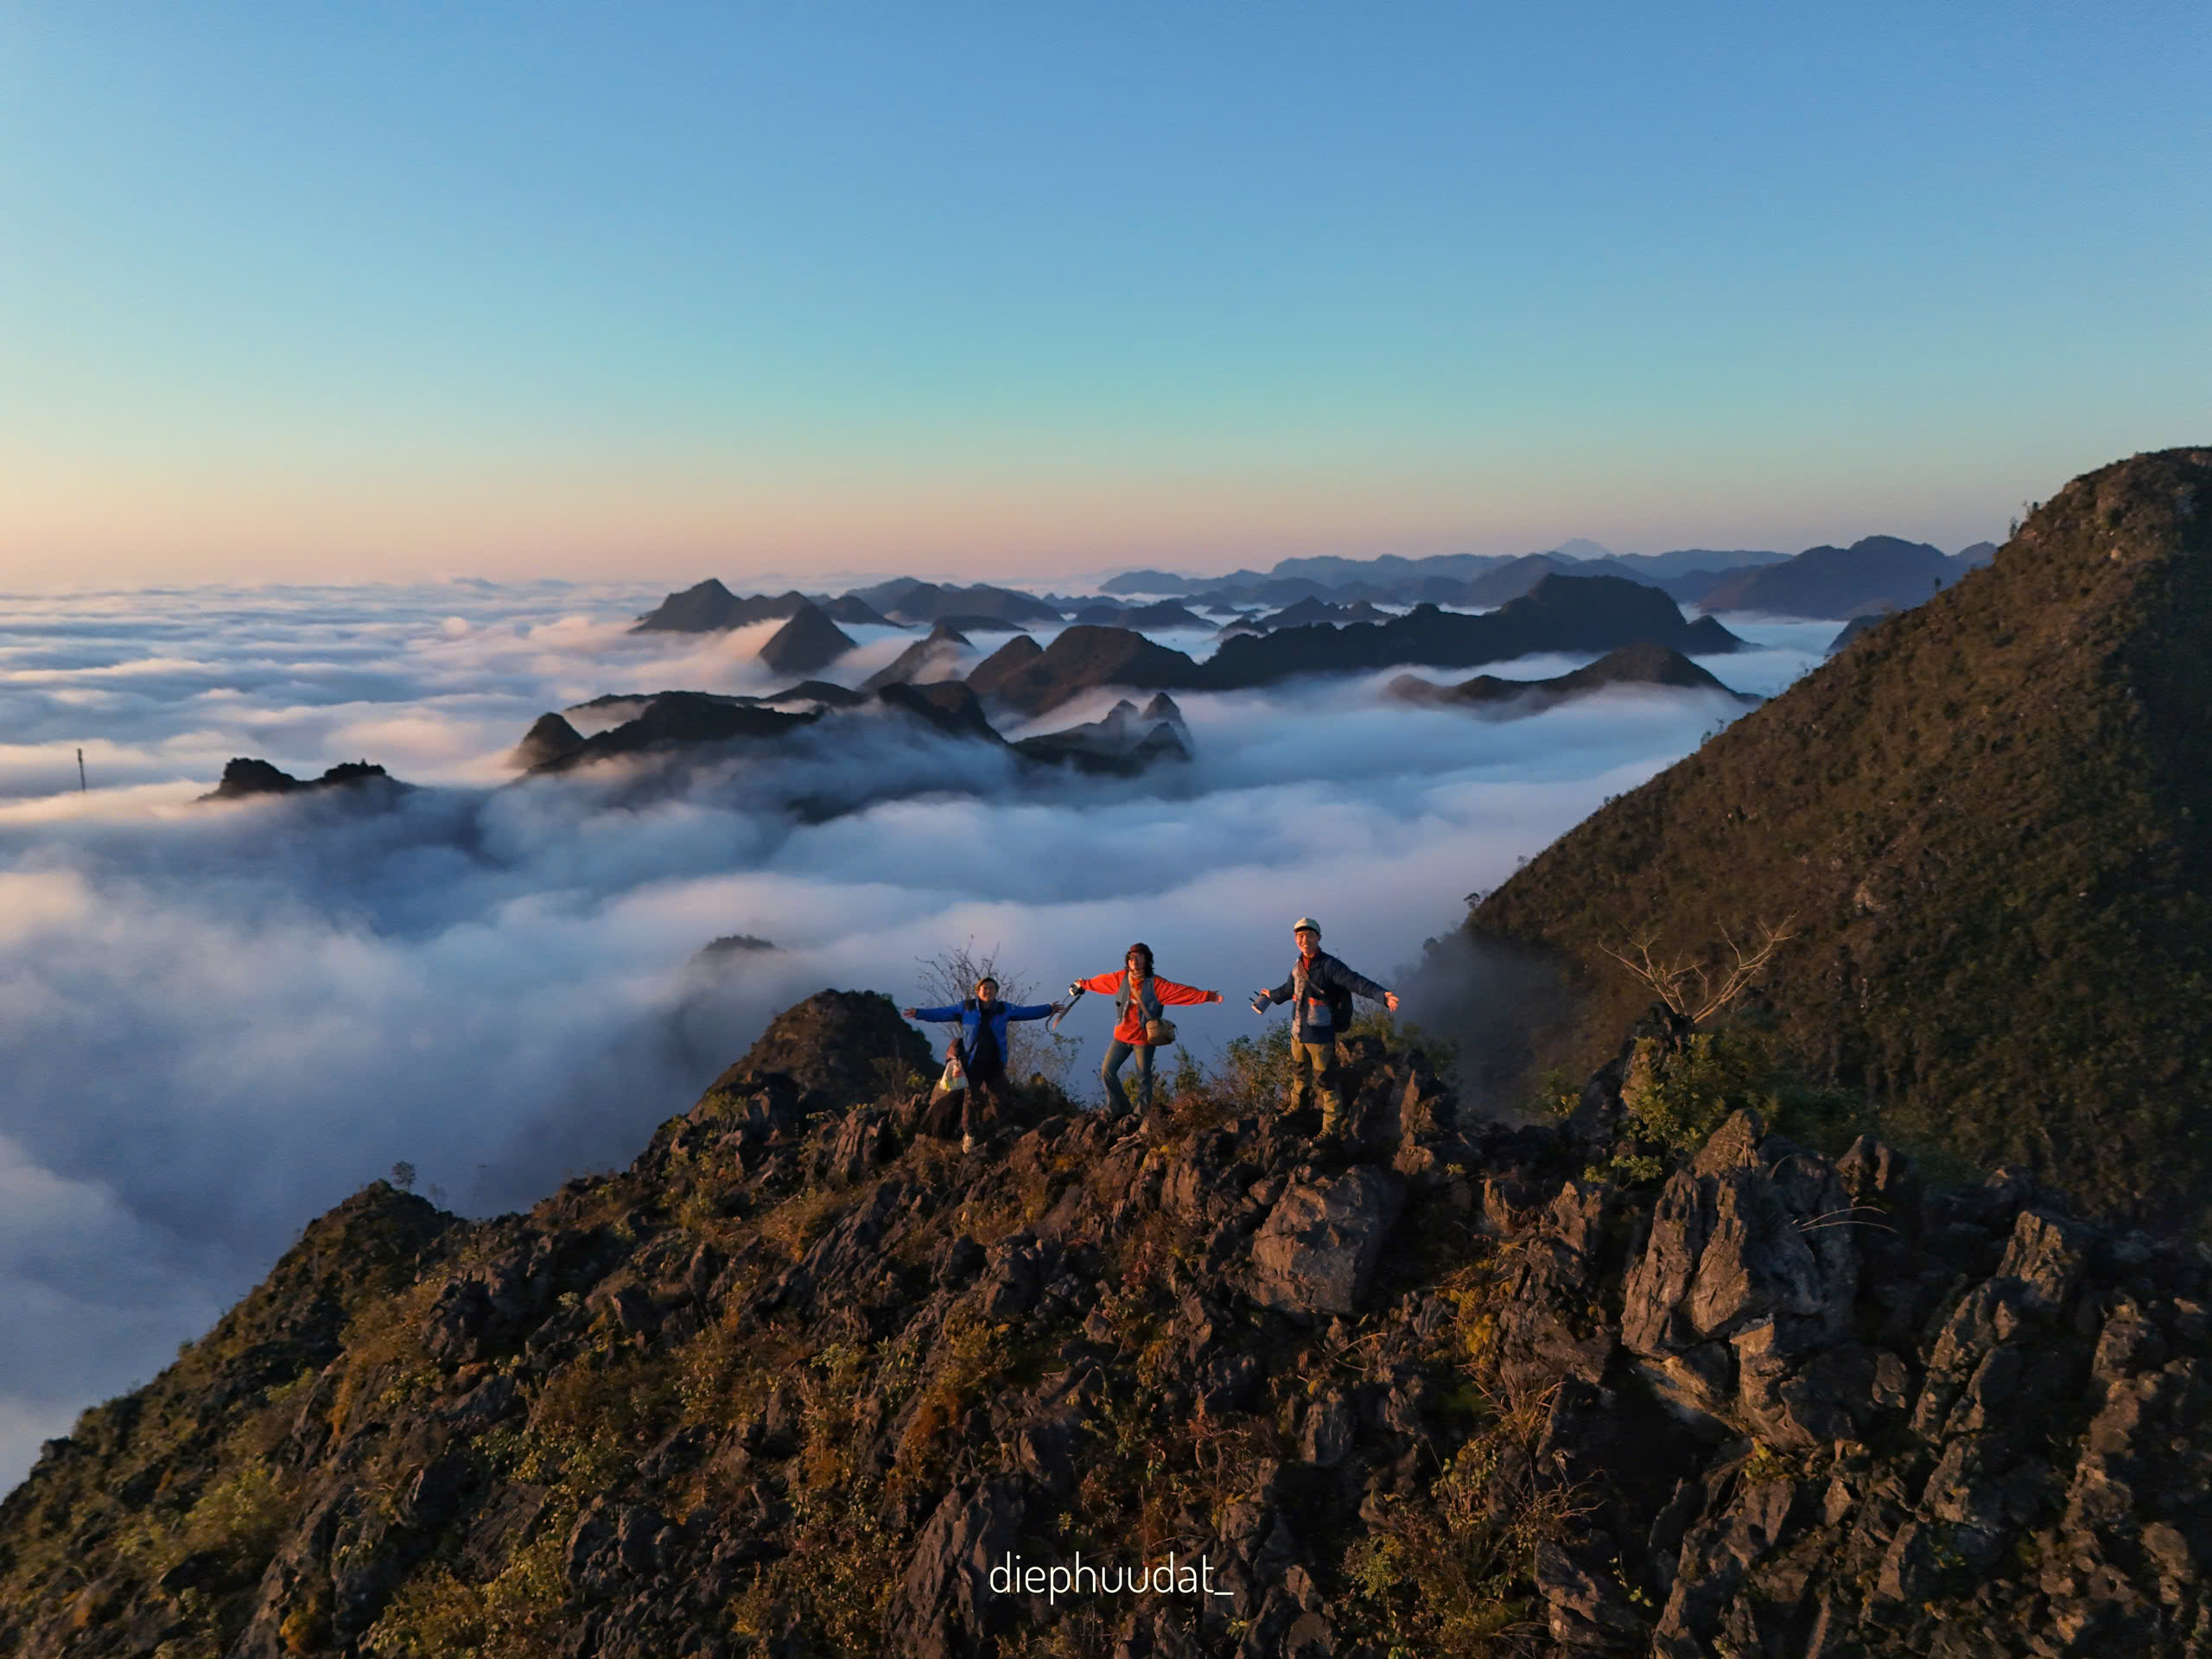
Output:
top-left (7, 993), bottom-right (2204, 1658)
top-left (702, 987), bottom-right (935, 1111)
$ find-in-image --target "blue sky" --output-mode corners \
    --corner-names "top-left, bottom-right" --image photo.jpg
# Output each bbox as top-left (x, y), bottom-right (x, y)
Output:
top-left (2, 3), bottom-right (2205, 582)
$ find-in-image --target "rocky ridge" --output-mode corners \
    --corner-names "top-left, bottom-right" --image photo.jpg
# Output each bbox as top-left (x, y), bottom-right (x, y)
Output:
top-left (3, 991), bottom-right (2204, 1658)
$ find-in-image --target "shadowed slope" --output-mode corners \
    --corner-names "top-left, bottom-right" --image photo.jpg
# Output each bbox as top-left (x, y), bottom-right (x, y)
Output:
top-left (1466, 447), bottom-right (2212, 1225)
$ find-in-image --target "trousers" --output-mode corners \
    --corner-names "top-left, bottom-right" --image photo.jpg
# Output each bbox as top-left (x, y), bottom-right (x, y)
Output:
top-left (1100, 1039), bottom-right (1155, 1116)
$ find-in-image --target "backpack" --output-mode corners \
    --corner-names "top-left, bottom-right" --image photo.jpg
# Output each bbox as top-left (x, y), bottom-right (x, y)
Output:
top-left (1294, 957), bottom-right (1355, 1039)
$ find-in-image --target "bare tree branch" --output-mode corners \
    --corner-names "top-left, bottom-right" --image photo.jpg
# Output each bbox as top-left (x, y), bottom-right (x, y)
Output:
top-left (1598, 915), bottom-right (1797, 1025)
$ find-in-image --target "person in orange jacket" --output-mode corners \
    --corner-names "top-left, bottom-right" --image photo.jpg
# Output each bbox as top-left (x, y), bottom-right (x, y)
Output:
top-left (1072, 942), bottom-right (1224, 1121)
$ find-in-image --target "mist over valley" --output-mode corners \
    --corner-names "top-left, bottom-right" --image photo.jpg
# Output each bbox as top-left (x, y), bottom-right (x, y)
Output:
top-left (0, 564), bottom-right (1837, 1490)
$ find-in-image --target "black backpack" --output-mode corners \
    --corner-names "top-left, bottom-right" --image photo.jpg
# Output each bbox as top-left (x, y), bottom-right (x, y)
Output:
top-left (1295, 957), bottom-right (1357, 1037)
top-left (1325, 979), bottom-right (1356, 1035)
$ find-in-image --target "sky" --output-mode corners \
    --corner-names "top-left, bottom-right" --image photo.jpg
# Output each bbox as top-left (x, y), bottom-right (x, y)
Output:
top-left (0, 578), bottom-right (1838, 1489)
top-left (4, 3), bottom-right (2207, 585)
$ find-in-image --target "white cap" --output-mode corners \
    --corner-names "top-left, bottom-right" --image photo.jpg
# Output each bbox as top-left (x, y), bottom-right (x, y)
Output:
top-left (1293, 917), bottom-right (1321, 935)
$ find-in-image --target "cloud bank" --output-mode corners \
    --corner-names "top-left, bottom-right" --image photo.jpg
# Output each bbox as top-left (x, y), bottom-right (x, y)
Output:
top-left (0, 582), bottom-right (1825, 1489)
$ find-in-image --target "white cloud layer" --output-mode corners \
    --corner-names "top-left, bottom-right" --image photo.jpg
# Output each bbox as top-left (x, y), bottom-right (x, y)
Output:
top-left (0, 581), bottom-right (1826, 1490)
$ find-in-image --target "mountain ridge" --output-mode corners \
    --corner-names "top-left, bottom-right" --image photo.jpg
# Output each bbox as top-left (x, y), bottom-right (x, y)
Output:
top-left (4, 987), bottom-right (2205, 1656)
top-left (1464, 447), bottom-right (2212, 1226)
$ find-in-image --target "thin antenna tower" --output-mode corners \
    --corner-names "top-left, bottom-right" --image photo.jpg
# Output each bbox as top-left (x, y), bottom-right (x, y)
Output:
top-left (78, 747), bottom-right (87, 791)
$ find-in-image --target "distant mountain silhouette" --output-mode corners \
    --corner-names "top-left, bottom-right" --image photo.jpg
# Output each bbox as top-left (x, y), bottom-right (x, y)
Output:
top-left (849, 580), bottom-right (1062, 627)
top-left (632, 581), bottom-right (806, 632)
top-left (1098, 568), bottom-right (1198, 595)
top-left (963, 633), bottom-right (1046, 702)
top-left (1389, 642), bottom-right (1757, 715)
top-left (1696, 535), bottom-right (1954, 618)
top-left (518, 676), bottom-right (1192, 789)
top-left (859, 621), bottom-right (970, 692)
top-left (955, 578), bottom-right (1742, 712)
top-left (1247, 596), bottom-right (1394, 630)
top-left (201, 758), bottom-right (399, 801)
top-left (509, 712), bottom-right (586, 768)
top-left (1824, 610), bottom-right (1897, 654)
top-left (1467, 447), bottom-right (2212, 1226)
top-left (817, 594), bottom-right (893, 627)
top-left (872, 679), bottom-right (1003, 744)
top-left (1204, 576), bottom-right (1744, 689)
top-left (1069, 600), bottom-right (1211, 631)
top-left (1011, 696), bottom-right (1193, 774)
top-left (1604, 546), bottom-right (1785, 580)
top-left (631, 582), bottom-right (893, 633)
top-left (757, 603), bottom-right (856, 676)
top-left (965, 625), bottom-right (1207, 716)
top-left (529, 693), bottom-right (823, 773)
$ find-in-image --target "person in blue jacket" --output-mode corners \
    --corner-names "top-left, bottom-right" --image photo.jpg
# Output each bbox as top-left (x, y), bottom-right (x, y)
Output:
top-left (903, 976), bottom-right (1062, 1151)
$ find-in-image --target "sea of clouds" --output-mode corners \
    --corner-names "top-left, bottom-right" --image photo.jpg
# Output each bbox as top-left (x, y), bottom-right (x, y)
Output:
top-left (0, 577), bottom-right (1834, 1490)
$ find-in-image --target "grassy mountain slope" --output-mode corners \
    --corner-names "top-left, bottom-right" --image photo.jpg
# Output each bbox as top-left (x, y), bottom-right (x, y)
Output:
top-left (1468, 448), bottom-right (2212, 1224)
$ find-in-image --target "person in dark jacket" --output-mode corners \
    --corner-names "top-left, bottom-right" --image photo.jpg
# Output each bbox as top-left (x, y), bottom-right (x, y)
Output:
top-left (1072, 943), bottom-right (1224, 1123)
top-left (904, 977), bottom-right (1060, 1151)
top-left (1252, 917), bottom-right (1398, 1146)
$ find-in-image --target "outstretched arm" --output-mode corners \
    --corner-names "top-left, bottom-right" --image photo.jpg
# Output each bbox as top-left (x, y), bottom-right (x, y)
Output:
top-left (1152, 978), bottom-right (1224, 1007)
top-left (905, 1002), bottom-right (963, 1022)
top-left (1004, 1001), bottom-right (1058, 1021)
top-left (1075, 970), bottom-right (1124, 995)
top-left (1327, 961), bottom-right (1400, 1013)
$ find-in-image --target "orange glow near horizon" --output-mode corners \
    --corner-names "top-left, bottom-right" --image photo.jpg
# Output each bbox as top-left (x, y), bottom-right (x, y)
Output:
top-left (0, 443), bottom-right (2016, 589)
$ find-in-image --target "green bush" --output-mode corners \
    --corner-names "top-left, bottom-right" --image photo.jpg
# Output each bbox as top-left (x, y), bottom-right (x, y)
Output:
top-left (1591, 1021), bottom-right (1867, 1185)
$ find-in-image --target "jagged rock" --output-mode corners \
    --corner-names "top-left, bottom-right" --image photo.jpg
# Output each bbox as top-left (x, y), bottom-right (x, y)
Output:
top-left (10, 989), bottom-right (2211, 1659)
top-left (702, 987), bottom-right (933, 1109)
top-left (1620, 1110), bottom-right (1860, 1444)
top-left (887, 1477), bottom-right (1027, 1659)
top-left (1249, 1166), bottom-right (1404, 1318)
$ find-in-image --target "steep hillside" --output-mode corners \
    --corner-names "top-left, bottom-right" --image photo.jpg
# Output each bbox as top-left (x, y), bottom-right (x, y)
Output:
top-left (4, 991), bottom-right (2206, 1657)
top-left (1466, 448), bottom-right (2212, 1225)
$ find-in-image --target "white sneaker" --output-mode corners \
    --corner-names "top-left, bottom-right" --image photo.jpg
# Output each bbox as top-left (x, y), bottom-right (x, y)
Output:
top-left (962, 1133), bottom-right (976, 1154)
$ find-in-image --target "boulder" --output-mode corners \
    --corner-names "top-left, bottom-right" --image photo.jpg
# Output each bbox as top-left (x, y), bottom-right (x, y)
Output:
top-left (1249, 1166), bottom-right (1404, 1318)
